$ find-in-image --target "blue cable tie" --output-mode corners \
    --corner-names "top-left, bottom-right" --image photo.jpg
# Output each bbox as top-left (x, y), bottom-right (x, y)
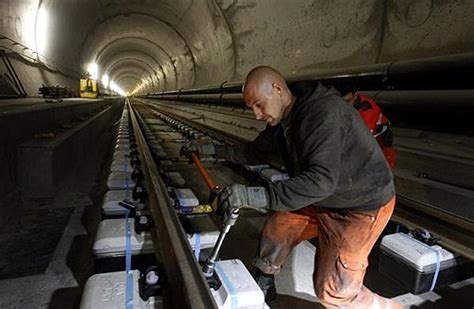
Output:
top-left (430, 248), bottom-right (442, 292)
top-left (194, 232), bottom-right (201, 261)
top-left (400, 233), bottom-right (441, 292)
top-left (125, 209), bottom-right (134, 308)
top-left (215, 262), bottom-right (237, 309)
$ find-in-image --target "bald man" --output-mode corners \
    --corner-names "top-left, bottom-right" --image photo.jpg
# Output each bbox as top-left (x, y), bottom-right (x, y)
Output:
top-left (181, 66), bottom-right (400, 308)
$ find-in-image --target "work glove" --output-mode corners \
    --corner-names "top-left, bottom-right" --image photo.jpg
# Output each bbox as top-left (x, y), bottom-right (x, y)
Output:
top-left (218, 184), bottom-right (270, 214)
top-left (180, 140), bottom-right (216, 159)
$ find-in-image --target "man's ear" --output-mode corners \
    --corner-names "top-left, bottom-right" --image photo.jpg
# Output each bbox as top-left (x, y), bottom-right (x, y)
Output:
top-left (272, 82), bottom-right (282, 95)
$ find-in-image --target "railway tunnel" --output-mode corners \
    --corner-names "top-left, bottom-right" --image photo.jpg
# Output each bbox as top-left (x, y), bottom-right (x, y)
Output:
top-left (0, 0), bottom-right (473, 308)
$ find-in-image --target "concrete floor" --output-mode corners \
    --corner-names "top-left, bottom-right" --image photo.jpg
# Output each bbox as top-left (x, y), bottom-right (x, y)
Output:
top-left (0, 98), bottom-right (99, 114)
top-left (0, 118), bottom-right (114, 308)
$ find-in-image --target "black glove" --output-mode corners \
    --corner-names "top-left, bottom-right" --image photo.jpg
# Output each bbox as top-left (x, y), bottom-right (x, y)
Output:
top-left (218, 184), bottom-right (270, 214)
top-left (180, 140), bottom-right (216, 159)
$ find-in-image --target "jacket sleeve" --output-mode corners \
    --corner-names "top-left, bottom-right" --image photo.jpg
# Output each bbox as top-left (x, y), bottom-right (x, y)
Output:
top-left (267, 106), bottom-right (345, 211)
top-left (215, 125), bottom-right (281, 165)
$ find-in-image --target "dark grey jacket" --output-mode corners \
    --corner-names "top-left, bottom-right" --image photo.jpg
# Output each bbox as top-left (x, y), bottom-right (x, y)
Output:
top-left (220, 82), bottom-right (395, 212)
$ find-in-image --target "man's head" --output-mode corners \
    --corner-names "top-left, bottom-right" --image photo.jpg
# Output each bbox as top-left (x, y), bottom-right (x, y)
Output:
top-left (338, 82), bottom-right (357, 103)
top-left (243, 66), bottom-right (294, 126)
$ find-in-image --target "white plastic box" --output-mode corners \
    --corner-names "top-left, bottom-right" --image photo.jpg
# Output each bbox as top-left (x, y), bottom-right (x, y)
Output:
top-left (107, 171), bottom-right (134, 190)
top-left (379, 233), bottom-right (472, 294)
top-left (80, 270), bottom-right (162, 309)
top-left (93, 218), bottom-right (219, 258)
top-left (212, 259), bottom-right (266, 309)
top-left (173, 188), bottom-right (199, 207)
top-left (101, 189), bottom-right (136, 217)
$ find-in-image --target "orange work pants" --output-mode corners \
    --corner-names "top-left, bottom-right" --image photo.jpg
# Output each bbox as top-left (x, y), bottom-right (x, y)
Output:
top-left (254, 197), bottom-right (402, 308)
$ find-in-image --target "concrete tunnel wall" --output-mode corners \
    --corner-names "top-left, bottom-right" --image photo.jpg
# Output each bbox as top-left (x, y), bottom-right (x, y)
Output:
top-left (1, 0), bottom-right (474, 96)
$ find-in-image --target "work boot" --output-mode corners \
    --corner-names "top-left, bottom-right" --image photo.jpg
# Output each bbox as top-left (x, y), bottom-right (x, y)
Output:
top-left (254, 270), bottom-right (277, 302)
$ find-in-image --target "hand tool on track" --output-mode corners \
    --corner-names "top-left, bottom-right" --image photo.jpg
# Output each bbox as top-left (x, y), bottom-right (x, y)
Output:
top-left (189, 152), bottom-right (240, 279)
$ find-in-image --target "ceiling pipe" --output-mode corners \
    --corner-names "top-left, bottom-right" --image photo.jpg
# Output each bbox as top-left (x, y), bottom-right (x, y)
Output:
top-left (145, 52), bottom-right (474, 96)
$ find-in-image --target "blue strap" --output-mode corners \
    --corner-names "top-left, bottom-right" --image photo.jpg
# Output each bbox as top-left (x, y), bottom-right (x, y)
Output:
top-left (125, 209), bottom-right (133, 308)
top-left (430, 248), bottom-right (442, 292)
top-left (194, 232), bottom-right (201, 261)
top-left (215, 262), bottom-right (237, 309)
top-left (400, 233), bottom-right (441, 292)
top-left (124, 156), bottom-right (133, 308)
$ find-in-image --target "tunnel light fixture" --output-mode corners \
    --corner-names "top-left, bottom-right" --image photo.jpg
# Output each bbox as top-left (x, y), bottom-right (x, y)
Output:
top-left (35, 5), bottom-right (48, 55)
top-left (101, 74), bottom-right (110, 88)
top-left (87, 62), bottom-right (99, 80)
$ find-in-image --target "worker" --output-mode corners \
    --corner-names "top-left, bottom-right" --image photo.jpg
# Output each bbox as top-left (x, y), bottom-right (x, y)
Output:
top-left (181, 66), bottom-right (401, 308)
top-left (339, 84), bottom-right (396, 169)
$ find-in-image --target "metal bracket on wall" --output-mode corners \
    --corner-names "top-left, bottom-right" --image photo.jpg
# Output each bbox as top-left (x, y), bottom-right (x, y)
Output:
top-left (1, 49), bottom-right (28, 97)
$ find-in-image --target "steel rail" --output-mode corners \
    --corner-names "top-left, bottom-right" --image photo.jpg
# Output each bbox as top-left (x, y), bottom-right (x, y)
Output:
top-left (127, 98), bottom-right (218, 309)
top-left (136, 100), bottom-right (249, 146)
top-left (392, 196), bottom-right (474, 259)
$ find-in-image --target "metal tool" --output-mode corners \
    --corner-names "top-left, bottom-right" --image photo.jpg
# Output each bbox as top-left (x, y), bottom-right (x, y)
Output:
top-left (189, 152), bottom-right (239, 279)
top-left (202, 207), bottom-right (240, 278)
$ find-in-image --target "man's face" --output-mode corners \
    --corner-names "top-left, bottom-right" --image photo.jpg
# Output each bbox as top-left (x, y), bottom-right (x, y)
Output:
top-left (342, 91), bottom-right (355, 104)
top-left (244, 84), bottom-right (286, 126)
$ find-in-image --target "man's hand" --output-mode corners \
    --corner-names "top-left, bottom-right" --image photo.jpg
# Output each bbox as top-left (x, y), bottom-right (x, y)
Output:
top-left (218, 184), bottom-right (270, 214)
top-left (180, 140), bottom-right (216, 159)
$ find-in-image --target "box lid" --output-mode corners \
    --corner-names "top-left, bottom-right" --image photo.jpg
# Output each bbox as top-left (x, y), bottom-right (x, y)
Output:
top-left (93, 219), bottom-right (153, 257)
top-left (80, 270), bottom-right (162, 309)
top-left (380, 233), bottom-right (456, 272)
top-left (173, 188), bottom-right (199, 207)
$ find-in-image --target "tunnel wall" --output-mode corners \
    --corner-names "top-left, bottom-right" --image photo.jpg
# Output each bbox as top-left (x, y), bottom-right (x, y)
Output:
top-left (1, 0), bottom-right (474, 95)
top-left (217, 0), bottom-right (474, 80)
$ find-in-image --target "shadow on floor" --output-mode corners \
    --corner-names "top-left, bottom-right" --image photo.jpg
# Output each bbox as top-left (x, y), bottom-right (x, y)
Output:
top-left (49, 286), bottom-right (82, 309)
top-left (0, 207), bottom-right (74, 279)
top-left (413, 283), bottom-right (474, 309)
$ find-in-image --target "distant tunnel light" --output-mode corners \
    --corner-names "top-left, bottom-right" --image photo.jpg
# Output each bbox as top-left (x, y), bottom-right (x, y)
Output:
top-left (110, 81), bottom-right (126, 97)
top-left (101, 74), bottom-right (110, 88)
top-left (87, 62), bottom-right (99, 80)
top-left (35, 5), bottom-right (48, 55)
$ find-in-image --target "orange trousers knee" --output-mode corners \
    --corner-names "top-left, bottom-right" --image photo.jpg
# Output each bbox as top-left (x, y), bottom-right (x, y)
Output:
top-left (254, 197), bottom-right (402, 308)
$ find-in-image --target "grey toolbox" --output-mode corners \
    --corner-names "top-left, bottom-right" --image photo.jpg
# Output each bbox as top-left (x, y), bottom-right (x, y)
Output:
top-left (379, 232), bottom-right (474, 294)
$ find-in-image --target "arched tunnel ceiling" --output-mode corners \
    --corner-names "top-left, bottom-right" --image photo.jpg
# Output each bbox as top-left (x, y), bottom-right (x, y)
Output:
top-left (95, 38), bottom-right (177, 91)
top-left (103, 54), bottom-right (162, 91)
top-left (116, 74), bottom-right (143, 91)
top-left (80, 0), bottom-right (235, 93)
top-left (108, 60), bottom-right (153, 82)
top-left (2, 0), bottom-right (473, 96)
top-left (81, 14), bottom-right (195, 91)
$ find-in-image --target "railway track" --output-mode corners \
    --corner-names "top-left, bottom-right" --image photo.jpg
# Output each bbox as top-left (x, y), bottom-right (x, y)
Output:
top-left (82, 97), bottom-right (472, 308)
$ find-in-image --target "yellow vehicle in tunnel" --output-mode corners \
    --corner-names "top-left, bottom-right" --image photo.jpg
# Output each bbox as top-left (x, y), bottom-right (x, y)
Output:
top-left (80, 78), bottom-right (98, 98)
